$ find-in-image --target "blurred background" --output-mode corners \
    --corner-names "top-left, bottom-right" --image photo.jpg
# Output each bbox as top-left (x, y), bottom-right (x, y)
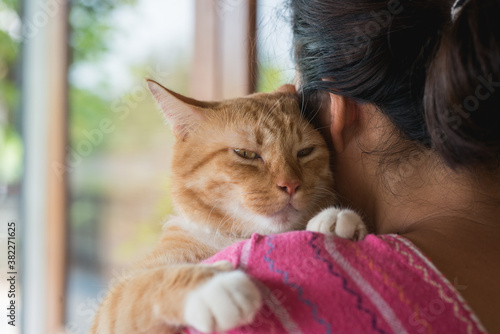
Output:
top-left (0, 0), bottom-right (294, 333)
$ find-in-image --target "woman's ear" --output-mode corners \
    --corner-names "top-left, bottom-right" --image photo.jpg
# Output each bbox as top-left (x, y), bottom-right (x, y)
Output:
top-left (329, 94), bottom-right (358, 153)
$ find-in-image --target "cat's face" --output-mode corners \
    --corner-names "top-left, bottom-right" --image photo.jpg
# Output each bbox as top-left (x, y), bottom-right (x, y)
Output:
top-left (148, 80), bottom-right (335, 237)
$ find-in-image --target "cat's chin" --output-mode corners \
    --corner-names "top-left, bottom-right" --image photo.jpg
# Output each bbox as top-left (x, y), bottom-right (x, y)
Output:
top-left (250, 204), bottom-right (305, 235)
top-left (269, 203), bottom-right (299, 224)
top-left (231, 203), bottom-right (307, 236)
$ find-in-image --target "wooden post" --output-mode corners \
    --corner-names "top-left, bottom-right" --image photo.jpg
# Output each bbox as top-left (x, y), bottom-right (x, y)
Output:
top-left (190, 0), bottom-right (257, 101)
top-left (21, 0), bottom-right (68, 333)
top-left (46, 1), bottom-right (69, 332)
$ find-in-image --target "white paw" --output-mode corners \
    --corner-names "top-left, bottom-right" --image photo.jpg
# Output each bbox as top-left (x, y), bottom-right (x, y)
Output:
top-left (184, 270), bottom-right (262, 333)
top-left (306, 207), bottom-right (368, 241)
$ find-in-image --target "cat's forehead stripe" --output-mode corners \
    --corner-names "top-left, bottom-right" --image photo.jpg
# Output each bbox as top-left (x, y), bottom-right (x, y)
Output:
top-left (255, 99), bottom-right (304, 134)
top-left (214, 94), bottom-right (312, 148)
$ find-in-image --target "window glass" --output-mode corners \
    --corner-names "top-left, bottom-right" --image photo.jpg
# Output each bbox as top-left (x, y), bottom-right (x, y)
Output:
top-left (257, 0), bottom-right (295, 92)
top-left (66, 1), bottom-right (194, 332)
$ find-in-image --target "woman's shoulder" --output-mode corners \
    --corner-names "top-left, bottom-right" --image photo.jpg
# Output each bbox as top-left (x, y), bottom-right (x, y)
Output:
top-left (204, 231), bottom-right (487, 334)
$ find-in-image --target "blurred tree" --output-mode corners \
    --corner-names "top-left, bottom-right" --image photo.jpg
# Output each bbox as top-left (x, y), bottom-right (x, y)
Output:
top-left (257, 62), bottom-right (290, 93)
top-left (0, 0), bottom-right (142, 183)
top-left (69, 0), bottom-right (136, 147)
top-left (70, 0), bottom-right (135, 63)
top-left (0, 0), bottom-right (21, 185)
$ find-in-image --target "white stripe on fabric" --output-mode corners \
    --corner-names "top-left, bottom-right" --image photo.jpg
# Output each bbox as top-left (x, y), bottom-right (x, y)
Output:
top-left (397, 237), bottom-right (487, 333)
top-left (239, 239), bottom-right (302, 333)
top-left (323, 237), bottom-right (409, 334)
top-left (239, 239), bottom-right (252, 269)
top-left (257, 282), bottom-right (303, 334)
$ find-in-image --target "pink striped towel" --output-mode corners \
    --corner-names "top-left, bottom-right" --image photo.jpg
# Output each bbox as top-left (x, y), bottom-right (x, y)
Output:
top-left (186, 231), bottom-right (487, 334)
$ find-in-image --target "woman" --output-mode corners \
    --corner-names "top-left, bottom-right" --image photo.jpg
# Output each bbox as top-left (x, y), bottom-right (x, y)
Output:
top-left (188, 0), bottom-right (499, 333)
top-left (290, 0), bottom-right (500, 332)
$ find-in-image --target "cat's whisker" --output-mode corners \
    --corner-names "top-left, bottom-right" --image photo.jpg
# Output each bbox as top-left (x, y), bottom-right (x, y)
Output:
top-left (170, 185), bottom-right (195, 202)
top-left (214, 213), bottom-right (230, 234)
top-left (215, 208), bottom-right (240, 238)
top-left (315, 125), bottom-right (331, 131)
top-left (220, 211), bottom-right (241, 241)
top-left (306, 199), bottom-right (329, 217)
top-left (308, 107), bottom-right (322, 122)
top-left (303, 125), bottom-right (330, 137)
top-left (258, 96), bottom-right (284, 130)
top-left (171, 187), bottom-right (190, 198)
top-left (240, 191), bottom-right (261, 196)
top-left (313, 189), bottom-right (338, 202)
top-left (314, 185), bottom-right (337, 195)
top-left (206, 198), bottom-right (227, 227)
top-left (298, 108), bottom-right (314, 129)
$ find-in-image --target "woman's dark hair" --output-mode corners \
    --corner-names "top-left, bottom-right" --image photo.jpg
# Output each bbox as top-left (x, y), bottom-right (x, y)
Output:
top-left (425, 0), bottom-right (500, 167)
top-left (290, 0), bottom-right (500, 168)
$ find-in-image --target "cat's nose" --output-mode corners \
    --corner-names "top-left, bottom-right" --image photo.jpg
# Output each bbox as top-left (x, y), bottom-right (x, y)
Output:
top-left (277, 180), bottom-right (301, 196)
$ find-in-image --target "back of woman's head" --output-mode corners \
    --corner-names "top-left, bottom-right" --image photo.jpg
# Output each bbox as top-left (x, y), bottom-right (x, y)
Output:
top-left (290, 0), bottom-right (500, 168)
top-left (425, 0), bottom-right (500, 167)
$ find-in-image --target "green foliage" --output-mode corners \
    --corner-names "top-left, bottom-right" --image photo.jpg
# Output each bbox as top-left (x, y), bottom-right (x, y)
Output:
top-left (0, 125), bottom-right (22, 184)
top-left (70, 0), bottom-right (136, 63)
top-left (0, 79), bottom-right (19, 112)
top-left (68, 0), bottom-right (137, 150)
top-left (0, 0), bottom-right (17, 9)
top-left (0, 1), bottom-right (22, 185)
top-left (0, 2), bottom-right (20, 84)
top-left (70, 5), bottom-right (112, 63)
top-left (0, 30), bottom-right (18, 66)
top-left (257, 63), bottom-right (290, 93)
top-left (69, 86), bottom-right (112, 147)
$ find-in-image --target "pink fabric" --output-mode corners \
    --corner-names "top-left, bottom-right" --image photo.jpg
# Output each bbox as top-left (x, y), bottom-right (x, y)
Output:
top-left (187, 232), bottom-right (487, 334)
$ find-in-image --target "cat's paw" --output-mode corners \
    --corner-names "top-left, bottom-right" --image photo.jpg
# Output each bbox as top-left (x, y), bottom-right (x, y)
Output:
top-left (184, 270), bottom-right (262, 333)
top-left (306, 207), bottom-right (368, 241)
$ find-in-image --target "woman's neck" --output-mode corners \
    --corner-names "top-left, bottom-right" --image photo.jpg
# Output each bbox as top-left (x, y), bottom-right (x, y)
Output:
top-left (374, 160), bottom-right (500, 235)
top-left (333, 104), bottom-right (500, 236)
top-left (332, 103), bottom-right (500, 333)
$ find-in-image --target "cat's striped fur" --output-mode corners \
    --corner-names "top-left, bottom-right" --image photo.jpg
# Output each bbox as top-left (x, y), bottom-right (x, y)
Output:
top-left (90, 81), bottom-right (341, 333)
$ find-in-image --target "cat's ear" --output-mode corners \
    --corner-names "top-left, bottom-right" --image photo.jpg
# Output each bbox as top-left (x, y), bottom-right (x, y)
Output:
top-left (146, 79), bottom-right (210, 139)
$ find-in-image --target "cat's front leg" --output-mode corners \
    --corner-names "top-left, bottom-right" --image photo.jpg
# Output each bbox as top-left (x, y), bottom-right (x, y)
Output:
top-left (306, 207), bottom-right (368, 241)
top-left (184, 263), bottom-right (262, 333)
top-left (90, 261), bottom-right (262, 334)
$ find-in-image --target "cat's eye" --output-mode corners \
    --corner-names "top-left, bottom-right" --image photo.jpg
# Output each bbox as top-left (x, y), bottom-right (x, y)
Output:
top-left (234, 149), bottom-right (260, 160)
top-left (297, 147), bottom-right (314, 158)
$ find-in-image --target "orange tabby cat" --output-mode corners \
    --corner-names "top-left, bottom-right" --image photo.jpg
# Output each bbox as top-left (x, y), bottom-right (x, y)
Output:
top-left (90, 80), bottom-right (367, 334)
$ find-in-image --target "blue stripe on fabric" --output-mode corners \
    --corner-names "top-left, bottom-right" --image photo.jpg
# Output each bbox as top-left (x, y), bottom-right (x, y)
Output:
top-left (309, 234), bottom-right (388, 334)
top-left (263, 235), bottom-right (332, 334)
